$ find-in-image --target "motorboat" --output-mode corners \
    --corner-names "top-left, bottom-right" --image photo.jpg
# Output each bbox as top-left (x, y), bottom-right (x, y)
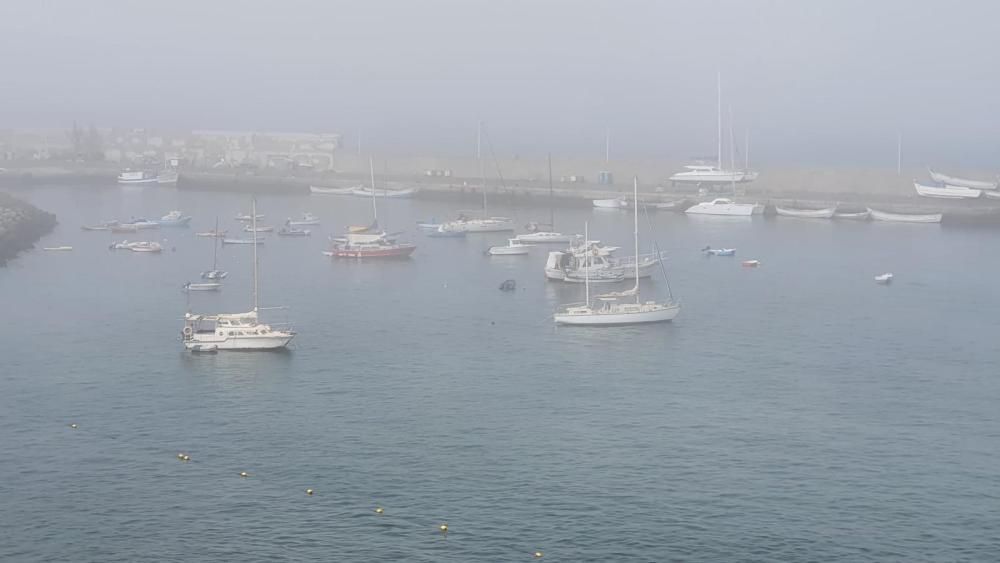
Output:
top-left (669, 165), bottom-right (745, 184)
top-left (742, 259), bottom-right (760, 267)
top-left (774, 206), bottom-right (837, 219)
top-left (157, 210), bottom-right (193, 227)
top-left (702, 246), bottom-right (735, 256)
top-left (326, 233), bottom-right (416, 258)
top-left (441, 216), bottom-right (515, 232)
top-left (514, 232), bottom-right (579, 244)
top-left (564, 269), bottom-right (626, 284)
top-left (875, 273), bottom-right (894, 284)
top-left (182, 199), bottom-right (295, 351)
top-left (112, 218), bottom-right (159, 232)
top-left (278, 227), bottom-right (311, 237)
top-left (350, 186), bottom-right (418, 198)
top-left (913, 181), bottom-right (981, 199)
top-left (416, 220), bottom-right (442, 231)
top-left (927, 169), bottom-right (997, 190)
top-left (487, 239), bottom-right (534, 256)
top-left (201, 269), bottom-right (228, 280)
top-left (310, 185), bottom-right (356, 195)
top-left (554, 179), bottom-right (680, 326)
top-left (868, 208), bottom-right (943, 223)
top-left (117, 169), bottom-right (158, 185)
top-left (183, 282), bottom-right (221, 292)
top-left (243, 225), bottom-right (274, 233)
top-left (81, 220), bottom-right (118, 231)
top-left (195, 230), bottom-right (227, 238)
top-left (426, 224), bottom-right (466, 238)
top-left (286, 213), bottom-right (320, 226)
top-left (593, 198), bottom-right (627, 209)
top-left (685, 198), bottom-right (756, 216)
top-left (111, 240), bottom-right (162, 253)
top-left (235, 212), bottom-right (265, 222)
top-left (222, 237), bottom-right (265, 245)
top-left (544, 241), bottom-right (658, 281)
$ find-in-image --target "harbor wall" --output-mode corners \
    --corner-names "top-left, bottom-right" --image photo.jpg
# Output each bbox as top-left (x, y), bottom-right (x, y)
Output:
top-left (0, 192), bottom-right (57, 266)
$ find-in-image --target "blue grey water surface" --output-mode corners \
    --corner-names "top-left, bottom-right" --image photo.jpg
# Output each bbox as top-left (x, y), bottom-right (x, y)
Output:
top-left (1, 184), bottom-right (999, 562)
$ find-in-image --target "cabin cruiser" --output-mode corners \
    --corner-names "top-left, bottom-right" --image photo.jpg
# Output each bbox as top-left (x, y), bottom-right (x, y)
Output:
top-left (544, 239), bottom-right (660, 281)
top-left (684, 198), bottom-right (757, 216)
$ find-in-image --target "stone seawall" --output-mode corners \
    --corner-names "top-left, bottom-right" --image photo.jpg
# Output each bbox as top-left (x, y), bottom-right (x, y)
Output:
top-left (0, 192), bottom-right (57, 266)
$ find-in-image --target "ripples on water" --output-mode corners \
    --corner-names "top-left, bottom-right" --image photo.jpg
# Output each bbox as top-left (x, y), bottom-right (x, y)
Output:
top-left (1, 186), bottom-right (999, 561)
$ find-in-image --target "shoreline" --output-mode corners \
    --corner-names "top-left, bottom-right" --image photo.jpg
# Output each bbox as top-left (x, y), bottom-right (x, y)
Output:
top-left (0, 192), bottom-right (58, 266)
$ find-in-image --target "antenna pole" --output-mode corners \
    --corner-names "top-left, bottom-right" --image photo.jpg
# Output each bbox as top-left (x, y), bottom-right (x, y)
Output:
top-left (584, 221), bottom-right (590, 304)
top-left (369, 156), bottom-right (377, 223)
top-left (633, 176), bottom-right (640, 303)
top-left (251, 199), bottom-right (258, 312)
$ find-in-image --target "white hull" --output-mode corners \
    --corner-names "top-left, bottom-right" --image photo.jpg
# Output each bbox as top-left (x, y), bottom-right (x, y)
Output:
top-left (184, 334), bottom-right (293, 350)
top-left (117, 178), bottom-right (158, 185)
top-left (514, 232), bottom-right (577, 243)
top-left (685, 199), bottom-right (755, 216)
top-left (669, 170), bottom-right (745, 184)
top-left (593, 198), bottom-right (627, 209)
top-left (775, 206), bottom-right (836, 219)
top-left (927, 169), bottom-right (997, 190)
top-left (184, 283), bottom-right (221, 291)
top-left (545, 260), bottom-right (657, 281)
top-left (913, 182), bottom-right (981, 199)
top-left (488, 246), bottom-right (531, 255)
top-left (833, 210), bottom-right (871, 220)
top-left (985, 191), bottom-right (1000, 200)
top-left (350, 187), bottom-right (417, 198)
top-left (310, 185), bottom-right (355, 195)
top-left (555, 302), bottom-right (680, 325)
top-left (869, 208), bottom-right (942, 223)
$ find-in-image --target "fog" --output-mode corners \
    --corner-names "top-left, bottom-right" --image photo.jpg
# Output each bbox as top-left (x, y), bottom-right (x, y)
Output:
top-left (2, 0), bottom-right (999, 166)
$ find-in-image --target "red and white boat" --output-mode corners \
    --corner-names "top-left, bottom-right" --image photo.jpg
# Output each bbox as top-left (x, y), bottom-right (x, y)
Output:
top-left (324, 233), bottom-right (416, 259)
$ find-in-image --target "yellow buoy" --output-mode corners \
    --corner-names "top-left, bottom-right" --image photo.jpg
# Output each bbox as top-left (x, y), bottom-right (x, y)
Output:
top-left (239, 471), bottom-right (249, 478)
top-left (534, 551), bottom-right (544, 558)
top-left (69, 423), bottom-right (78, 429)
top-left (375, 507), bottom-right (384, 514)
top-left (439, 523), bottom-right (448, 533)
top-left (306, 489), bottom-right (314, 496)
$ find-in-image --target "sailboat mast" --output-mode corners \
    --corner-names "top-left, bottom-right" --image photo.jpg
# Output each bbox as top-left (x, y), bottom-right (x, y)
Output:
top-left (717, 71), bottom-right (722, 170)
top-left (584, 221), bottom-right (590, 304)
top-left (251, 199), bottom-right (258, 313)
top-left (368, 156), bottom-right (377, 223)
top-left (729, 105), bottom-right (737, 193)
top-left (478, 121), bottom-right (487, 217)
top-left (605, 128), bottom-right (610, 163)
top-left (212, 216), bottom-right (219, 270)
top-left (633, 176), bottom-right (640, 303)
top-left (745, 129), bottom-right (750, 171)
top-left (547, 153), bottom-right (554, 229)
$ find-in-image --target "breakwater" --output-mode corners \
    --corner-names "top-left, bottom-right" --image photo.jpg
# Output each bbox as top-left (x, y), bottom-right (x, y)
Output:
top-left (0, 192), bottom-right (57, 266)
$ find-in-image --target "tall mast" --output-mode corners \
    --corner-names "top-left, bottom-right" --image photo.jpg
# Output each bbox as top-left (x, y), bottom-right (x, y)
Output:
top-left (897, 133), bottom-right (902, 175)
top-left (605, 128), bottom-right (610, 163)
top-left (478, 121), bottom-right (487, 217)
top-left (632, 176), bottom-right (640, 302)
top-left (212, 216), bottom-right (219, 270)
top-left (584, 221), bottom-right (590, 304)
top-left (547, 153), bottom-right (554, 229)
top-left (717, 71), bottom-right (723, 170)
top-left (729, 105), bottom-right (737, 194)
top-left (357, 128), bottom-right (362, 156)
top-left (368, 156), bottom-right (377, 223)
top-left (745, 129), bottom-right (750, 171)
top-left (251, 199), bottom-right (258, 313)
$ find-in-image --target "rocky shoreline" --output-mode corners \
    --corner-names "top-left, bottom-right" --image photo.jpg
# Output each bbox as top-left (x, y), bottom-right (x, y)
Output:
top-left (0, 192), bottom-right (57, 266)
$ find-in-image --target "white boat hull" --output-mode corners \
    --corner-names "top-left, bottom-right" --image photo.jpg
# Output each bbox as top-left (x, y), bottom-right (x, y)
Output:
top-left (350, 187), bottom-right (417, 198)
top-left (775, 206), bottom-right (837, 219)
top-left (309, 185), bottom-right (355, 195)
top-left (869, 208), bottom-right (942, 223)
top-left (555, 302), bottom-right (680, 325)
top-left (184, 333), bottom-right (293, 350)
top-left (514, 232), bottom-right (577, 243)
top-left (488, 246), bottom-right (531, 255)
top-left (986, 191), bottom-right (1000, 200)
top-left (685, 201), bottom-right (755, 216)
top-left (913, 182), bottom-right (981, 199)
top-left (927, 169), bottom-right (997, 190)
top-left (445, 218), bottom-right (515, 232)
top-left (833, 210), bottom-right (871, 220)
top-left (669, 171), bottom-right (745, 184)
top-left (593, 198), bottom-right (627, 209)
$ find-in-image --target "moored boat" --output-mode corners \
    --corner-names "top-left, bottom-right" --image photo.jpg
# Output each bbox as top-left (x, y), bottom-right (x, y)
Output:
top-left (685, 198), bottom-right (756, 216)
top-left (875, 273), bottom-right (894, 284)
top-left (774, 206), bottom-right (837, 219)
top-left (157, 210), bottom-right (193, 227)
top-left (593, 197), bottom-right (627, 209)
top-left (927, 169), bottom-right (997, 190)
top-left (913, 181), bottom-right (981, 199)
top-left (326, 233), bottom-right (416, 258)
top-left (183, 282), bottom-right (221, 292)
top-left (742, 259), bottom-right (760, 267)
top-left (286, 213), bottom-right (320, 226)
top-left (309, 185), bottom-right (356, 195)
top-left (702, 246), bottom-right (735, 256)
top-left (43, 246), bottom-right (73, 251)
top-left (157, 170), bottom-right (179, 185)
top-left (117, 169), bottom-right (158, 185)
top-left (487, 239), bottom-right (534, 256)
top-left (833, 209), bottom-right (871, 220)
top-left (426, 224), bottom-right (466, 238)
top-left (195, 230), bottom-right (227, 238)
top-left (869, 208), bottom-right (943, 223)
top-left (278, 227), bottom-right (311, 237)
top-left (222, 237), bottom-right (265, 245)
top-left (243, 225), bottom-right (274, 233)
top-left (514, 232), bottom-right (579, 244)
top-left (350, 186), bottom-right (418, 198)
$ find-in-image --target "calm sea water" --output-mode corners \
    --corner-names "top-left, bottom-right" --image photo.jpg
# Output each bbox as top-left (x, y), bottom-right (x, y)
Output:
top-left (2, 184), bottom-right (999, 561)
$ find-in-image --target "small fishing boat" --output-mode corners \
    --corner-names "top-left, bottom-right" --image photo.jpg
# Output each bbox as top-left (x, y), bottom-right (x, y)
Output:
top-left (81, 221), bottom-right (118, 231)
top-left (702, 246), bottom-right (735, 256)
top-left (869, 208), bottom-right (943, 223)
top-left (235, 213), bottom-right (265, 222)
top-left (326, 233), bottom-right (416, 258)
top-left (874, 273), bottom-right (893, 284)
top-left (243, 225), bottom-right (274, 233)
top-left (416, 220), bottom-right (442, 231)
top-left (350, 186), bottom-right (418, 198)
top-left (487, 239), bottom-right (534, 256)
top-left (286, 213), bottom-right (320, 226)
top-left (913, 181), bottom-right (981, 199)
top-left (309, 185), bottom-right (355, 195)
top-left (986, 191), bottom-right (1000, 200)
top-left (774, 206), bottom-right (837, 219)
top-left (685, 198), bottom-right (756, 216)
top-left (117, 169), bottom-right (158, 185)
top-left (110, 241), bottom-right (162, 252)
top-left (183, 282), bottom-right (221, 292)
top-left (157, 210), bottom-right (193, 227)
top-left (593, 197), bottom-right (627, 209)
top-left (201, 269), bottom-right (228, 280)
top-left (742, 259), bottom-right (760, 267)
top-left (564, 269), bottom-right (626, 283)
top-left (278, 227), bottom-right (311, 237)
top-left (222, 237), bottom-right (264, 245)
top-left (514, 232), bottom-right (579, 244)
top-left (43, 246), bottom-right (73, 251)
top-left (833, 209), bottom-right (871, 220)
top-left (927, 169), bottom-right (998, 190)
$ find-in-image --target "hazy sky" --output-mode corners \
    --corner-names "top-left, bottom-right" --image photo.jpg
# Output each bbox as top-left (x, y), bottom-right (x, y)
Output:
top-left (2, 0), bottom-right (998, 167)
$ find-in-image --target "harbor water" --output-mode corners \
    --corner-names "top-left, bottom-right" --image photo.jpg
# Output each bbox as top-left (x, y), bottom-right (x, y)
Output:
top-left (2, 185), bottom-right (999, 561)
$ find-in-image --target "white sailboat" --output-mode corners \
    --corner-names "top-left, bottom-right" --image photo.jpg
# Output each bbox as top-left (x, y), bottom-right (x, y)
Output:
top-left (519, 154), bottom-right (576, 242)
top-left (555, 177), bottom-right (681, 326)
top-left (487, 239), bottom-right (534, 256)
top-left (669, 73), bottom-right (749, 185)
top-left (442, 122), bottom-right (514, 233)
top-left (927, 169), bottom-right (997, 190)
top-left (182, 200), bottom-right (295, 351)
top-left (200, 218), bottom-right (228, 280)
